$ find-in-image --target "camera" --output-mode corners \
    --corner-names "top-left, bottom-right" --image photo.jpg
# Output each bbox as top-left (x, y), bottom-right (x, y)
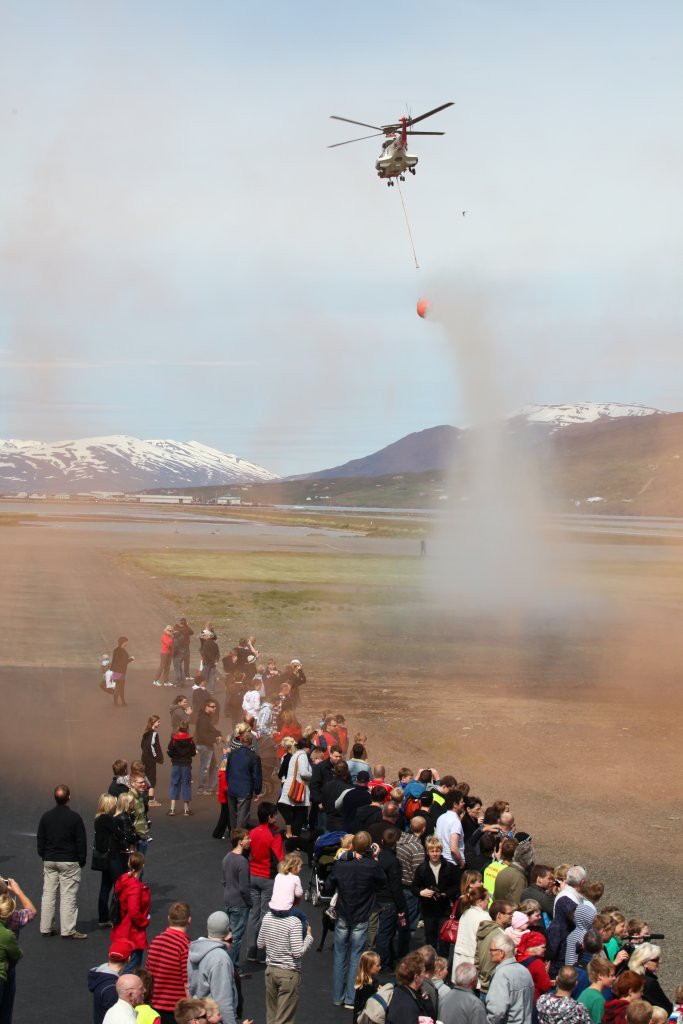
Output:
top-left (622, 933), bottom-right (665, 955)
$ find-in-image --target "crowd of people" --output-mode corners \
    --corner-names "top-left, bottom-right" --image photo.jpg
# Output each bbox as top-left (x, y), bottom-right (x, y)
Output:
top-left (3, 620), bottom-right (679, 1024)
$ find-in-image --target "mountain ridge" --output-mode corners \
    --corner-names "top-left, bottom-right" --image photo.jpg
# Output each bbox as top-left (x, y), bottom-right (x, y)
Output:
top-left (0, 435), bottom-right (278, 493)
top-left (296, 402), bottom-right (669, 479)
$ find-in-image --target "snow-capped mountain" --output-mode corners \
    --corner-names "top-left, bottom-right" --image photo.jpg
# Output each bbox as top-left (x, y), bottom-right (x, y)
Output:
top-left (299, 403), bottom-right (670, 479)
top-left (508, 402), bottom-right (666, 430)
top-left (0, 436), bottom-right (279, 493)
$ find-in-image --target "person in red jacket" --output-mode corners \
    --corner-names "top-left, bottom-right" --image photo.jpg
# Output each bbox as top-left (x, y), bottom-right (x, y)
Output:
top-left (110, 852), bottom-right (150, 971)
top-left (245, 802), bottom-right (284, 964)
top-left (154, 627), bottom-right (174, 688)
top-left (517, 930), bottom-right (552, 1002)
top-left (212, 748), bottom-right (230, 840)
top-left (273, 711), bottom-right (303, 760)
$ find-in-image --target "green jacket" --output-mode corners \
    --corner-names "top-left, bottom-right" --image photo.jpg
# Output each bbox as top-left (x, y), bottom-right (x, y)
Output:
top-left (0, 920), bottom-right (22, 981)
top-left (130, 791), bottom-right (149, 838)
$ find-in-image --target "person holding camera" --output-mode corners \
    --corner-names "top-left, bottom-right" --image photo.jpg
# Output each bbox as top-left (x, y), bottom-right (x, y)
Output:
top-left (324, 831), bottom-right (387, 1010)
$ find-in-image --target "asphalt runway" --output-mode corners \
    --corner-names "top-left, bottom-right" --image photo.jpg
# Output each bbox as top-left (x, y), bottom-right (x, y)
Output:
top-left (2, 669), bottom-right (349, 1024)
top-left (2, 510), bottom-right (681, 1017)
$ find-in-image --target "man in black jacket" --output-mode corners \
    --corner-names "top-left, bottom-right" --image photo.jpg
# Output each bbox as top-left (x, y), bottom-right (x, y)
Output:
top-left (36, 784), bottom-right (88, 939)
top-left (196, 699), bottom-right (223, 795)
top-left (199, 629), bottom-right (220, 694)
top-left (324, 831), bottom-right (386, 1009)
top-left (374, 827), bottom-right (407, 970)
top-left (309, 746), bottom-right (343, 830)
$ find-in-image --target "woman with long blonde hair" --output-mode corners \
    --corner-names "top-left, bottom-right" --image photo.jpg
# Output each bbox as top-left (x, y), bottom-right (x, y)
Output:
top-left (451, 882), bottom-right (490, 975)
top-left (93, 793), bottom-right (118, 926)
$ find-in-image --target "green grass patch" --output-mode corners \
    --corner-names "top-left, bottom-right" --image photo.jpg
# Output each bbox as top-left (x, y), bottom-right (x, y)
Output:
top-left (122, 549), bottom-right (422, 587)
top-left (0, 513), bottom-right (36, 526)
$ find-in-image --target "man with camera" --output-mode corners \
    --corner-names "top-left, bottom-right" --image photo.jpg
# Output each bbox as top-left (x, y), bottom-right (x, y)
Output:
top-left (324, 831), bottom-right (387, 1009)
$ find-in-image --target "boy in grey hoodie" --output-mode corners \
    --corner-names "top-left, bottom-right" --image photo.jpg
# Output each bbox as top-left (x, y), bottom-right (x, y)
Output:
top-left (187, 911), bottom-right (238, 1024)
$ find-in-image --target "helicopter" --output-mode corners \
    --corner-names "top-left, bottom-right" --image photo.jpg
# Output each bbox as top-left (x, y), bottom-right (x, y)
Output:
top-left (329, 102), bottom-right (454, 185)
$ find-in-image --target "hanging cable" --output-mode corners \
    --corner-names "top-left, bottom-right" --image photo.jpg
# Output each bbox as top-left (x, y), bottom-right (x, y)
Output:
top-left (396, 178), bottom-right (419, 270)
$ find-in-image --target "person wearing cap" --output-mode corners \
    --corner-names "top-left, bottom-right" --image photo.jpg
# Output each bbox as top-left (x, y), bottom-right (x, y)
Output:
top-left (153, 627), bottom-right (175, 688)
top-left (187, 912), bottom-right (238, 1024)
top-left (340, 770), bottom-right (373, 832)
top-left (102, 974), bottom-right (145, 1024)
top-left (517, 931), bottom-right (552, 1003)
top-left (87, 939), bottom-right (133, 1024)
top-left (281, 660), bottom-right (306, 709)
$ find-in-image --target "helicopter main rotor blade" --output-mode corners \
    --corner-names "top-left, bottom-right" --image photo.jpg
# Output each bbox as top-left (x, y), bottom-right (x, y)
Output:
top-left (330, 115), bottom-right (384, 131)
top-left (406, 131), bottom-right (445, 136)
top-left (407, 101), bottom-right (454, 127)
top-left (328, 132), bottom-right (385, 148)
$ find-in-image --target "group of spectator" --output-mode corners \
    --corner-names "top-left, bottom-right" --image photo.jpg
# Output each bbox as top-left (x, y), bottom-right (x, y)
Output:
top-left (5, 624), bottom-right (679, 1024)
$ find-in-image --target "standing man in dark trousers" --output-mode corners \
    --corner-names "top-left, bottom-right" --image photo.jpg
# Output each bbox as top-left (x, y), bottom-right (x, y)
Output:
top-left (110, 636), bottom-right (134, 708)
top-left (37, 784), bottom-right (88, 939)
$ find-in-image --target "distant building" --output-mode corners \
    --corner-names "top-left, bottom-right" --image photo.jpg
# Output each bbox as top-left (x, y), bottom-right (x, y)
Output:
top-left (216, 496), bottom-right (241, 506)
top-left (136, 494), bottom-right (194, 504)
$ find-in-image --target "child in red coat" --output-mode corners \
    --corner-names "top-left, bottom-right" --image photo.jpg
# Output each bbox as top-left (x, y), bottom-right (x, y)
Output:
top-left (110, 852), bottom-right (150, 971)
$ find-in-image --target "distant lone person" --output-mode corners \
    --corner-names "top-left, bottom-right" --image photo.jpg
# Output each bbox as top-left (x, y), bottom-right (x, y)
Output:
top-left (36, 784), bottom-right (88, 939)
top-left (420, 540), bottom-right (427, 557)
top-left (154, 626), bottom-right (174, 688)
top-left (110, 636), bottom-right (134, 708)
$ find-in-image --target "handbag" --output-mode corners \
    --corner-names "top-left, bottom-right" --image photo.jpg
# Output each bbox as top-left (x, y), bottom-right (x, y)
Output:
top-left (438, 897), bottom-right (461, 944)
top-left (91, 848), bottom-right (110, 872)
top-left (287, 755), bottom-right (307, 804)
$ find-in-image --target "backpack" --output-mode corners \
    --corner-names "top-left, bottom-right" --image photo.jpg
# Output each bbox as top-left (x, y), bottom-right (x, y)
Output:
top-left (109, 888), bottom-right (122, 926)
top-left (404, 796), bottom-right (422, 820)
top-left (358, 983), bottom-right (395, 1024)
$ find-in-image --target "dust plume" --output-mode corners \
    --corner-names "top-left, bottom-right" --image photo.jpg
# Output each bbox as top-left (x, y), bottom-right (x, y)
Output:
top-left (423, 281), bottom-right (574, 617)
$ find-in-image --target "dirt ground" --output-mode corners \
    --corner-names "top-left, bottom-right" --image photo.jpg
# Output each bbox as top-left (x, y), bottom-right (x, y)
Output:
top-left (1, 507), bottom-right (681, 994)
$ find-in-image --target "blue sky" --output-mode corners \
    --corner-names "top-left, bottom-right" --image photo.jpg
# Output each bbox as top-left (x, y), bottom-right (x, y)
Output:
top-left (0, 1), bottom-right (681, 474)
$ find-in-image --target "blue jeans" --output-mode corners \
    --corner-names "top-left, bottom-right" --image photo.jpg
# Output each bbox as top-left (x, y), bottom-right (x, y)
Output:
top-left (170, 765), bottom-right (192, 801)
top-left (123, 949), bottom-right (144, 973)
top-left (173, 655), bottom-right (185, 684)
top-left (333, 918), bottom-right (369, 1005)
top-left (247, 877), bottom-right (274, 951)
top-left (203, 665), bottom-right (216, 694)
top-left (270, 906), bottom-right (308, 938)
top-left (397, 887), bottom-right (420, 957)
top-left (197, 745), bottom-right (216, 790)
top-left (226, 906), bottom-right (250, 965)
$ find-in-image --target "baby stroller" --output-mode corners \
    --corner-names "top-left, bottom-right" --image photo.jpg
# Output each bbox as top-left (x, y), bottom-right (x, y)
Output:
top-left (99, 654), bottom-right (115, 694)
top-left (305, 830), bottom-right (346, 951)
top-left (305, 830), bottom-right (346, 906)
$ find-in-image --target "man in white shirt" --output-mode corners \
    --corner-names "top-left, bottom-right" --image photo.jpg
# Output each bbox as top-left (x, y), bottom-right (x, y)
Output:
top-left (435, 790), bottom-right (466, 870)
top-left (102, 975), bottom-right (144, 1024)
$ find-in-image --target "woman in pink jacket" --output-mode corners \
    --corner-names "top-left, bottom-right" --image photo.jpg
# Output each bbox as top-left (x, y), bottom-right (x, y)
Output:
top-left (153, 626), bottom-right (174, 688)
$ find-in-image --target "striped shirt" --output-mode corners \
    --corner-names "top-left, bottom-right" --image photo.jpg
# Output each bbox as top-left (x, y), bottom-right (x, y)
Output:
top-left (396, 833), bottom-right (426, 887)
top-left (257, 913), bottom-right (313, 972)
top-left (146, 928), bottom-right (190, 1011)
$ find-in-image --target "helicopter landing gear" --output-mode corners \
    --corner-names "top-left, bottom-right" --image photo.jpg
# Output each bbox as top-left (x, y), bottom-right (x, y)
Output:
top-left (386, 179), bottom-right (394, 187)
top-left (399, 174), bottom-right (406, 182)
